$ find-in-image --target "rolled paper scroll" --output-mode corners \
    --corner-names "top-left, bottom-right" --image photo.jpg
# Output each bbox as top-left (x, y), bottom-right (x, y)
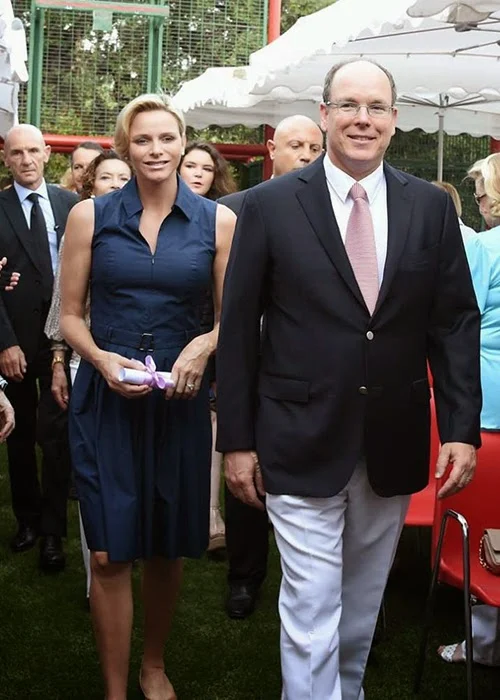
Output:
top-left (118, 355), bottom-right (175, 389)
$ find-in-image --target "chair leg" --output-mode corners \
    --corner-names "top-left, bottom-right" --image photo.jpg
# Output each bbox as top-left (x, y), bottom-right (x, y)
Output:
top-left (414, 514), bottom-right (449, 693)
top-left (415, 526), bottom-right (423, 560)
top-left (460, 521), bottom-right (474, 700)
top-left (380, 594), bottom-right (387, 635)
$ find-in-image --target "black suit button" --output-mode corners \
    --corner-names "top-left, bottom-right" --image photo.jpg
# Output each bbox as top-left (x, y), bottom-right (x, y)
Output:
top-left (33, 309), bottom-right (39, 315)
top-left (35, 279), bottom-right (41, 286)
top-left (358, 386), bottom-right (368, 395)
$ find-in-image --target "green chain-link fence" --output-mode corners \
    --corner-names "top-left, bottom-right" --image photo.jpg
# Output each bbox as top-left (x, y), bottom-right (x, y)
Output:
top-left (13, 0), bottom-right (268, 135)
top-left (387, 130), bottom-right (491, 232)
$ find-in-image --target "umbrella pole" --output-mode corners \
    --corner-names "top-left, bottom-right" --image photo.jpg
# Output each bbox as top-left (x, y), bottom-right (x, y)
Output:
top-left (437, 109), bottom-right (444, 181)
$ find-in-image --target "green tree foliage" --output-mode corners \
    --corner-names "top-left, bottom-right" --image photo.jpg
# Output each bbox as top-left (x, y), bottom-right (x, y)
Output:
top-left (281, 0), bottom-right (333, 32)
top-left (13, 0), bottom-right (334, 137)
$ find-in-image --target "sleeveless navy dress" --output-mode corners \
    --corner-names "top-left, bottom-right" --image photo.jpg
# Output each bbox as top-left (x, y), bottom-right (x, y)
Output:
top-left (69, 177), bottom-right (215, 562)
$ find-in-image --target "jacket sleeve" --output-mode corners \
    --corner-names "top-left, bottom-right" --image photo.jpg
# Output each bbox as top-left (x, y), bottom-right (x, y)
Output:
top-left (0, 292), bottom-right (18, 352)
top-left (427, 194), bottom-right (482, 446)
top-left (216, 189), bottom-right (269, 453)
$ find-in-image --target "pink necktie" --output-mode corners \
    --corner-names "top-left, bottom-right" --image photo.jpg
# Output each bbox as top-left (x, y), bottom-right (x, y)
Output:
top-left (345, 182), bottom-right (379, 315)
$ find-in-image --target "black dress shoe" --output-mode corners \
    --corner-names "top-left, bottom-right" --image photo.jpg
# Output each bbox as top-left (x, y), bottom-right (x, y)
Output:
top-left (39, 535), bottom-right (66, 573)
top-left (226, 582), bottom-right (259, 619)
top-left (10, 524), bottom-right (38, 553)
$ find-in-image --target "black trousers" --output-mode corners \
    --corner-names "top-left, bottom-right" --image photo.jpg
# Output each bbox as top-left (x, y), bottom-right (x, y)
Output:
top-left (5, 338), bottom-right (70, 536)
top-left (225, 484), bottom-right (270, 588)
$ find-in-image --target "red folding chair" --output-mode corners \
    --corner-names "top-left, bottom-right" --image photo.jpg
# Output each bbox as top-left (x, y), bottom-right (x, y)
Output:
top-left (405, 390), bottom-right (439, 527)
top-left (414, 430), bottom-right (500, 700)
top-left (379, 391), bottom-right (439, 636)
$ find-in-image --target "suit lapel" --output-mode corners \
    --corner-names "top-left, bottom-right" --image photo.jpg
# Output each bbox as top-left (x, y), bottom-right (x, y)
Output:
top-left (373, 164), bottom-right (413, 315)
top-left (47, 185), bottom-right (66, 245)
top-left (295, 158), bottom-right (366, 310)
top-left (0, 186), bottom-right (43, 273)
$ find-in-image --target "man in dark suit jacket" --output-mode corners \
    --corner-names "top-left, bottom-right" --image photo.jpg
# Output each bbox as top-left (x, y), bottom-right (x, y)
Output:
top-left (219, 114), bottom-right (324, 620)
top-left (0, 124), bottom-right (78, 571)
top-left (216, 60), bottom-right (481, 700)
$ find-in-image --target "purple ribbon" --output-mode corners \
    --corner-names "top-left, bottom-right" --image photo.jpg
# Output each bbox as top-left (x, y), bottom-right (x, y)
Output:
top-left (144, 355), bottom-right (167, 389)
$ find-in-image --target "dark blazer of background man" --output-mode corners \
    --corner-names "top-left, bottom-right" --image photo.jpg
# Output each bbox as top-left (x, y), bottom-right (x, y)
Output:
top-left (218, 114), bottom-right (324, 620)
top-left (216, 60), bottom-right (481, 700)
top-left (0, 124), bottom-right (78, 571)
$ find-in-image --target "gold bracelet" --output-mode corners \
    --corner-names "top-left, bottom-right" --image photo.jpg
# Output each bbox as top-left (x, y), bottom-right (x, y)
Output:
top-left (51, 356), bottom-right (65, 371)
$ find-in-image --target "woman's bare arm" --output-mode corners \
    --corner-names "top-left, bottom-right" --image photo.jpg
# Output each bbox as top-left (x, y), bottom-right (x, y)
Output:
top-left (165, 203), bottom-right (236, 399)
top-left (60, 201), bottom-right (102, 363)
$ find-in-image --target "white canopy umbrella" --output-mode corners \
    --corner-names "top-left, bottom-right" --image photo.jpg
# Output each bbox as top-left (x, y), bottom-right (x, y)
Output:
top-left (173, 66), bottom-right (320, 129)
top-left (249, 0), bottom-right (500, 74)
top-left (0, 0), bottom-right (28, 137)
top-left (174, 66), bottom-right (500, 140)
top-left (408, 0), bottom-right (500, 22)
top-left (245, 0), bottom-right (500, 178)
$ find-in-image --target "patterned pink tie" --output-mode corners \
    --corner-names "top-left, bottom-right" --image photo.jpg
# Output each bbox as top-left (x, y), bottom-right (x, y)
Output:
top-left (345, 182), bottom-right (379, 315)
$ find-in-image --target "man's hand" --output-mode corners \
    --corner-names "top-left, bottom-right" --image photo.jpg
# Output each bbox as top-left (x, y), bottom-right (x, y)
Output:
top-left (436, 442), bottom-right (476, 499)
top-left (51, 363), bottom-right (69, 410)
top-left (0, 390), bottom-right (15, 441)
top-left (224, 450), bottom-right (266, 510)
top-left (0, 346), bottom-right (26, 382)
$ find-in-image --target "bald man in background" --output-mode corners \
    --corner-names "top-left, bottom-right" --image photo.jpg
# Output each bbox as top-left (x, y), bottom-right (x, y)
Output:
top-left (0, 125), bottom-right (78, 570)
top-left (219, 114), bottom-right (324, 619)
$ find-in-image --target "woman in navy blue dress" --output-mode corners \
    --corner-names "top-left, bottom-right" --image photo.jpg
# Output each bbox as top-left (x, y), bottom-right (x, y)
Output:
top-left (60, 94), bottom-right (235, 700)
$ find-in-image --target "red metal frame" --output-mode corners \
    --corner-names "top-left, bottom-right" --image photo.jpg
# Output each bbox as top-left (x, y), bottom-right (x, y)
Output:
top-left (0, 134), bottom-right (268, 164)
top-left (268, 0), bottom-right (282, 43)
top-left (490, 138), bottom-right (500, 153)
top-left (263, 0), bottom-right (282, 180)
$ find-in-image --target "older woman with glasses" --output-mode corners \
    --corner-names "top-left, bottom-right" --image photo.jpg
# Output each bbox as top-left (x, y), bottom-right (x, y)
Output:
top-left (438, 153), bottom-right (500, 667)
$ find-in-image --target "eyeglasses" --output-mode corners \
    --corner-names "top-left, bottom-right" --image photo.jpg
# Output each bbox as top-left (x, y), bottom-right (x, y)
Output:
top-left (324, 101), bottom-right (394, 118)
top-left (474, 193), bottom-right (487, 205)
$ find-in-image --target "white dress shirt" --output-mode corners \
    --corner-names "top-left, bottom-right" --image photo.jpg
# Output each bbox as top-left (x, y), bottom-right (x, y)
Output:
top-left (323, 155), bottom-right (388, 286)
top-left (14, 179), bottom-right (58, 275)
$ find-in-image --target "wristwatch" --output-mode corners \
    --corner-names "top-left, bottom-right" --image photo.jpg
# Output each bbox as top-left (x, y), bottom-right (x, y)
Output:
top-left (0, 376), bottom-right (7, 391)
top-left (51, 355), bottom-right (65, 371)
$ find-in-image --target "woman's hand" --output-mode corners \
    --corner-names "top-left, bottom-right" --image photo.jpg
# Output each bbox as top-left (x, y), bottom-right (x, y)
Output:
top-left (95, 351), bottom-right (152, 399)
top-left (0, 257), bottom-right (20, 292)
top-left (165, 335), bottom-right (212, 400)
top-left (0, 389), bottom-right (15, 441)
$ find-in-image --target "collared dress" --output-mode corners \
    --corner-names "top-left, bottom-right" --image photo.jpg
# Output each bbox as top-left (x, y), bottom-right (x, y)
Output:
top-left (69, 177), bottom-right (215, 561)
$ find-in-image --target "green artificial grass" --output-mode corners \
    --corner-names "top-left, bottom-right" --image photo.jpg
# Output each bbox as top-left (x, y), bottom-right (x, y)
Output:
top-left (0, 446), bottom-right (498, 699)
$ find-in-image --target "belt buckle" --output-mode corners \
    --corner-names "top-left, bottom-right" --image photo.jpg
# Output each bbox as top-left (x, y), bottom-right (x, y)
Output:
top-left (139, 332), bottom-right (154, 353)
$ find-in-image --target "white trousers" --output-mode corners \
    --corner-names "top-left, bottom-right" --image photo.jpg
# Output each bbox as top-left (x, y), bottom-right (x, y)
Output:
top-left (70, 362), bottom-right (91, 598)
top-left (461, 605), bottom-right (500, 666)
top-left (267, 463), bottom-right (410, 700)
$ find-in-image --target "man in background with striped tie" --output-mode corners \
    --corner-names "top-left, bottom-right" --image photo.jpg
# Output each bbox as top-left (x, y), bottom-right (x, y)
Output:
top-left (216, 59), bottom-right (481, 700)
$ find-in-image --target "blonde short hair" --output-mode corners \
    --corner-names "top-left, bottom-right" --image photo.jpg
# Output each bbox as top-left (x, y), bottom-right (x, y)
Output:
top-left (432, 181), bottom-right (462, 218)
top-left (467, 158), bottom-right (485, 182)
top-left (480, 153), bottom-right (500, 219)
top-left (114, 93), bottom-right (186, 159)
